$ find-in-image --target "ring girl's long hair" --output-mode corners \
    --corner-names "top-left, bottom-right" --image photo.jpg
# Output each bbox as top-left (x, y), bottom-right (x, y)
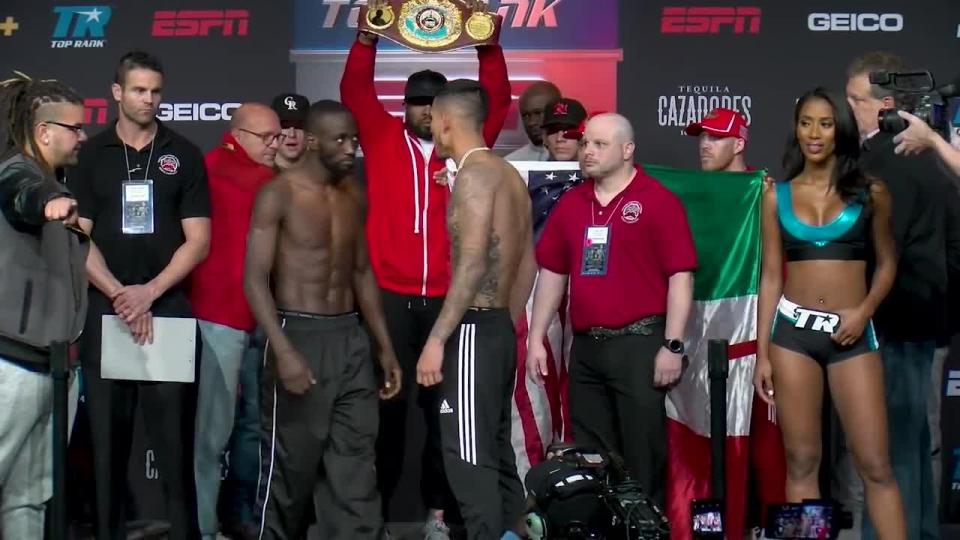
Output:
top-left (782, 87), bottom-right (872, 202)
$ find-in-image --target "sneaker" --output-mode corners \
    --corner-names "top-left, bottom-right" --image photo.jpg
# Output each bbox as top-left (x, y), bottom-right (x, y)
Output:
top-left (423, 517), bottom-right (451, 540)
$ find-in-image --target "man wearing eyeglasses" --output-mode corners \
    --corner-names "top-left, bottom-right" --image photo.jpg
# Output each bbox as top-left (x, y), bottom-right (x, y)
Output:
top-left (68, 50), bottom-right (210, 540)
top-left (189, 102), bottom-right (281, 540)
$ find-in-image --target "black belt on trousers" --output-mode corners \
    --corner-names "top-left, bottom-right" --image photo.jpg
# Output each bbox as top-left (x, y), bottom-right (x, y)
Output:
top-left (583, 315), bottom-right (666, 340)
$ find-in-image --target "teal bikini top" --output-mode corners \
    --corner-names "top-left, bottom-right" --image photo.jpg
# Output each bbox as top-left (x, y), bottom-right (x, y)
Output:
top-left (775, 181), bottom-right (869, 262)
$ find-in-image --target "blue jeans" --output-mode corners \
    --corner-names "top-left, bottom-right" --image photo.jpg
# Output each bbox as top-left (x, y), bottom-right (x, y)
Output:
top-left (195, 321), bottom-right (250, 538)
top-left (220, 328), bottom-right (263, 526)
top-left (861, 340), bottom-right (939, 540)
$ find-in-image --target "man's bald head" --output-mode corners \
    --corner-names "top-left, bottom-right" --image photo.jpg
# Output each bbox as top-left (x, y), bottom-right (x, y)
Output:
top-left (518, 81), bottom-right (562, 145)
top-left (580, 113), bottom-right (636, 180)
top-left (230, 103), bottom-right (281, 167)
top-left (586, 113), bottom-right (634, 145)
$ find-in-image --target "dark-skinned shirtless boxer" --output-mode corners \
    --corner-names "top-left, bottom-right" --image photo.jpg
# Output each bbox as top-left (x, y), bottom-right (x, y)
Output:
top-left (415, 80), bottom-right (537, 539)
top-left (244, 100), bottom-right (402, 540)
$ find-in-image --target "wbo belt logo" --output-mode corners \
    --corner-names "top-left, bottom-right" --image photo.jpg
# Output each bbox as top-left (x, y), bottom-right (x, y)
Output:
top-left (321, 0), bottom-right (560, 29)
top-left (51, 5), bottom-right (111, 48)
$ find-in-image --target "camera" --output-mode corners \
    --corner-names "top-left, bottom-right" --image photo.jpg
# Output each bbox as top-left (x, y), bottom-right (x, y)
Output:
top-left (523, 445), bottom-right (670, 539)
top-left (872, 70), bottom-right (960, 135)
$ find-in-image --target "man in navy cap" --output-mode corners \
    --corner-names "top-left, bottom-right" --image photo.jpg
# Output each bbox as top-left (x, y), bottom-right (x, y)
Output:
top-left (271, 93), bottom-right (310, 171)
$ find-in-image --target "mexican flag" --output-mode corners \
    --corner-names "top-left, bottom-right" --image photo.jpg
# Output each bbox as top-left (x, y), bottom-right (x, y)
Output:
top-left (508, 163), bottom-right (785, 539)
top-left (646, 165), bottom-right (782, 540)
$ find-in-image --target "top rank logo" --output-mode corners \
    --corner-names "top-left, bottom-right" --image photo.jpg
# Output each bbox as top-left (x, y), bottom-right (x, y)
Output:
top-left (661, 6), bottom-right (761, 35)
top-left (51, 6), bottom-right (111, 48)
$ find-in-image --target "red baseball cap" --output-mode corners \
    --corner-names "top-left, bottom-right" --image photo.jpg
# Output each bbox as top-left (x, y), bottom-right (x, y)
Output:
top-left (684, 108), bottom-right (749, 141)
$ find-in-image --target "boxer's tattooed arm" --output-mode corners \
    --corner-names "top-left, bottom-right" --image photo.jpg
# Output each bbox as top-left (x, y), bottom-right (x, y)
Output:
top-left (429, 166), bottom-right (497, 343)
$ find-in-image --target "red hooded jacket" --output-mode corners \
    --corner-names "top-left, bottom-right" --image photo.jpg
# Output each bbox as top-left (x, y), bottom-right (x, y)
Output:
top-left (189, 133), bottom-right (275, 331)
top-left (340, 39), bottom-right (511, 297)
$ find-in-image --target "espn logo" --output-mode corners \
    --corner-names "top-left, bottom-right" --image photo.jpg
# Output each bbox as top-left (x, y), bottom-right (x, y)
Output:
top-left (83, 98), bottom-right (108, 125)
top-left (151, 10), bottom-right (249, 37)
top-left (947, 370), bottom-right (960, 397)
top-left (661, 6), bottom-right (761, 35)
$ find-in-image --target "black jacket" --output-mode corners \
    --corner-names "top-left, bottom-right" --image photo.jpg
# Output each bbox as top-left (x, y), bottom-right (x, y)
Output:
top-left (861, 132), bottom-right (960, 343)
top-left (0, 154), bottom-right (89, 367)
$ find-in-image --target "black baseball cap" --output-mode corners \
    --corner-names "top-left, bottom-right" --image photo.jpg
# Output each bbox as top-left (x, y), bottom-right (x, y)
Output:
top-left (405, 70), bottom-right (447, 104)
top-left (271, 93), bottom-right (310, 129)
top-left (542, 98), bottom-right (587, 129)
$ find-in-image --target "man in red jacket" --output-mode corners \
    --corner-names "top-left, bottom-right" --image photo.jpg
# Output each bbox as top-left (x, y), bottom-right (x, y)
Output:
top-left (190, 103), bottom-right (281, 540)
top-left (340, 23), bottom-right (511, 537)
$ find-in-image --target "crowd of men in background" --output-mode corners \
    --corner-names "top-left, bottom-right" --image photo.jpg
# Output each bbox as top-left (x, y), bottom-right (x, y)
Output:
top-left (1, 31), bottom-right (959, 540)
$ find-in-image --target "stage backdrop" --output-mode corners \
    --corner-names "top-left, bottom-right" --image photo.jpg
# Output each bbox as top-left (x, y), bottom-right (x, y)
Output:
top-left (2, 0), bottom-right (960, 529)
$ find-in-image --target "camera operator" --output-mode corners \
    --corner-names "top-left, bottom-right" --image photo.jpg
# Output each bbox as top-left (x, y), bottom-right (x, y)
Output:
top-left (845, 51), bottom-right (960, 540)
top-left (0, 73), bottom-right (89, 538)
top-left (892, 109), bottom-right (960, 177)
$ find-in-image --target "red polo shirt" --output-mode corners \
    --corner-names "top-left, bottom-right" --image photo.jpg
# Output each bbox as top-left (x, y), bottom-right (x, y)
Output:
top-left (189, 133), bottom-right (275, 332)
top-left (536, 166), bottom-right (697, 331)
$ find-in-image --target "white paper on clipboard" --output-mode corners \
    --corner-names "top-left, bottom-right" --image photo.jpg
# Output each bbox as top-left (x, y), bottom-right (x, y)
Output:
top-left (100, 315), bottom-right (197, 383)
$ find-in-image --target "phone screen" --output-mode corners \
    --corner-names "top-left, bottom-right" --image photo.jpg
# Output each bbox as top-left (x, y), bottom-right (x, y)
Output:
top-left (766, 503), bottom-right (833, 539)
top-left (691, 499), bottom-right (723, 538)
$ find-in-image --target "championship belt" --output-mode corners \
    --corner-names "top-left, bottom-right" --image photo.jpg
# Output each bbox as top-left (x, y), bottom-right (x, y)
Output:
top-left (359, 0), bottom-right (502, 53)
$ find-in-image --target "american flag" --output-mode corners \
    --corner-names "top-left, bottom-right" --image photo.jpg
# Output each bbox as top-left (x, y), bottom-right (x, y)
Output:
top-left (508, 161), bottom-right (583, 481)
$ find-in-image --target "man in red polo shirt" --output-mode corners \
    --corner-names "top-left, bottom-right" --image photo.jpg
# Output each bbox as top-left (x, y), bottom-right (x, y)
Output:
top-left (527, 113), bottom-right (697, 506)
top-left (190, 103), bottom-right (281, 540)
top-left (684, 107), bottom-right (749, 172)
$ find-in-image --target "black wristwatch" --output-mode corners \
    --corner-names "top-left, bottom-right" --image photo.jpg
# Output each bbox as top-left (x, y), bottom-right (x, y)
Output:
top-left (663, 339), bottom-right (685, 355)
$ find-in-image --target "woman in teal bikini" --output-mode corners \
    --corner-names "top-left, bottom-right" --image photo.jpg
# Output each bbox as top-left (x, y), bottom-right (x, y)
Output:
top-left (753, 87), bottom-right (906, 539)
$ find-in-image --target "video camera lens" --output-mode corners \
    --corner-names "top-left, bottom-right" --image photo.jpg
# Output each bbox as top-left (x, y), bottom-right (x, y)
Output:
top-left (878, 109), bottom-right (908, 134)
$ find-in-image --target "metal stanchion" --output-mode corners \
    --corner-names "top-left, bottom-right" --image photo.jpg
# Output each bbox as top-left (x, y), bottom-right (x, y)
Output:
top-left (708, 339), bottom-right (729, 502)
top-left (50, 341), bottom-right (69, 540)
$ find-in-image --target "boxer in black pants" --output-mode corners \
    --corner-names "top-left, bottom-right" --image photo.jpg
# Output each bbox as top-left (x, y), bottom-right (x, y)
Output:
top-left (416, 80), bottom-right (537, 539)
top-left (244, 100), bottom-right (402, 540)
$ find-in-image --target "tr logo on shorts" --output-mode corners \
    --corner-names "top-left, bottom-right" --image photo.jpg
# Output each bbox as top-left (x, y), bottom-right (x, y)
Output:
top-left (792, 307), bottom-right (840, 333)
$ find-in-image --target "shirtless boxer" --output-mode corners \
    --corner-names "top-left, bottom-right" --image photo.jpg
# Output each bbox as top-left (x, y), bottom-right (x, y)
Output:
top-left (415, 80), bottom-right (536, 539)
top-left (244, 100), bottom-right (402, 540)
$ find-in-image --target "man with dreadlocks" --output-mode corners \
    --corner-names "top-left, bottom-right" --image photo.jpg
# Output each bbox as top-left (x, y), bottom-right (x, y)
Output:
top-left (0, 72), bottom-right (90, 539)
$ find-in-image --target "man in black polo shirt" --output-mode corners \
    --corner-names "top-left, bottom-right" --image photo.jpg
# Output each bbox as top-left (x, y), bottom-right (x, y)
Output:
top-left (69, 50), bottom-right (210, 540)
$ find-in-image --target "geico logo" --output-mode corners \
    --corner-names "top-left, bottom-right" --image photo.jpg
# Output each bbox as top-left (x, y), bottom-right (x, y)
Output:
top-left (156, 103), bottom-right (240, 121)
top-left (808, 13), bottom-right (903, 32)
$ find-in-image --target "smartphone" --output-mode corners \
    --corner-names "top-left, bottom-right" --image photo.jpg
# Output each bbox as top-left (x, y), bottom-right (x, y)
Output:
top-left (765, 502), bottom-right (833, 539)
top-left (691, 499), bottom-right (724, 538)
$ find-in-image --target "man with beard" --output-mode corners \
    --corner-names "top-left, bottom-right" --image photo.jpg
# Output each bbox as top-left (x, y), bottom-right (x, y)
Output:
top-left (683, 107), bottom-right (749, 172)
top-left (506, 81), bottom-right (561, 161)
top-left (245, 100), bottom-right (402, 540)
top-left (0, 74), bottom-right (89, 540)
top-left (69, 50), bottom-right (211, 539)
top-left (340, 5), bottom-right (511, 535)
